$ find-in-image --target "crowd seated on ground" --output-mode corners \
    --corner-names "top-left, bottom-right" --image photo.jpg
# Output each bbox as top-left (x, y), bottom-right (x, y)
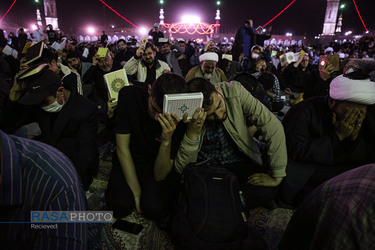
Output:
top-left (1, 25), bottom-right (375, 248)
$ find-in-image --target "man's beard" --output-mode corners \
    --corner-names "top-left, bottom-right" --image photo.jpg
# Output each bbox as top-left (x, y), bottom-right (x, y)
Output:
top-left (207, 112), bottom-right (228, 123)
top-left (72, 64), bottom-right (80, 70)
top-left (101, 66), bottom-right (112, 72)
top-left (143, 59), bottom-right (154, 66)
top-left (203, 73), bottom-right (212, 80)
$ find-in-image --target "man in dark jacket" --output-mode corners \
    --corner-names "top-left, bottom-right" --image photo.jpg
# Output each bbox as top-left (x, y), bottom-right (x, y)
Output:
top-left (281, 54), bottom-right (319, 93)
top-left (113, 39), bottom-right (134, 69)
top-left (1, 66), bottom-right (98, 190)
top-left (148, 23), bottom-right (164, 47)
top-left (100, 31), bottom-right (108, 44)
top-left (279, 73), bottom-right (375, 206)
top-left (255, 26), bottom-right (272, 47)
top-left (83, 49), bottom-right (118, 114)
top-left (17, 28), bottom-right (28, 53)
top-left (159, 38), bottom-right (185, 77)
top-left (232, 20), bottom-right (255, 62)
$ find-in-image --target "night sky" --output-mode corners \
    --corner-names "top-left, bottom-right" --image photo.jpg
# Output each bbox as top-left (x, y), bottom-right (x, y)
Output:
top-left (1, 0), bottom-right (374, 36)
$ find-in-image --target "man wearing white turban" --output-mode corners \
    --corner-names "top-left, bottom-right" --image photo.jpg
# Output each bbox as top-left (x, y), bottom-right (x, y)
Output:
top-left (278, 73), bottom-right (375, 206)
top-left (185, 52), bottom-right (228, 84)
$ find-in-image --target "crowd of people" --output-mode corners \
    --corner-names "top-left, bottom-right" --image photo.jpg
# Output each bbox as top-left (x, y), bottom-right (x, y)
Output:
top-left (1, 19), bottom-right (375, 249)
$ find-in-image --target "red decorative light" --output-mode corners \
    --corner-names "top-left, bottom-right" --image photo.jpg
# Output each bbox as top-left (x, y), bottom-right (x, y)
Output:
top-left (99, 0), bottom-right (139, 28)
top-left (163, 23), bottom-right (220, 35)
top-left (0, 0), bottom-right (17, 22)
top-left (262, 0), bottom-right (296, 28)
top-left (352, 0), bottom-right (368, 31)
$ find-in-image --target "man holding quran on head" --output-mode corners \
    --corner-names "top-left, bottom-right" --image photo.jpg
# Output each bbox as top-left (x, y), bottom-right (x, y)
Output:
top-left (124, 42), bottom-right (170, 85)
top-left (159, 38), bottom-right (185, 77)
top-left (105, 73), bottom-right (187, 223)
top-left (157, 77), bottom-right (287, 209)
top-left (83, 47), bottom-right (119, 113)
top-left (82, 47), bottom-right (123, 146)
top-left (0, 64), bottom-right (99, 191)
top-left (20, 43), bottom-right (83, 98)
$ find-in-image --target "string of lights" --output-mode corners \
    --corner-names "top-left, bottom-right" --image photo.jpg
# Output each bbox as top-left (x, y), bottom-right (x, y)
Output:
top-left (99, 0), bottom-right (139, 28)
top-left (352, 0), bottom-right (368, 32)
top-left (163, 23), bottom-right (220, 35)
top-left (262, 0), bottom-right (296, 28)
top-left (0, 0), bottom-right (17, 22)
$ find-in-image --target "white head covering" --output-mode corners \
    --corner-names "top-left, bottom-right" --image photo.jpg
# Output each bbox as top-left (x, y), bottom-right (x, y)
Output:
top-left (330, 74), bottom-right (375, 105)
top-left (199, 52), bottom-right (218, 62)
top-left (324, 47), bottom-right (334, 54)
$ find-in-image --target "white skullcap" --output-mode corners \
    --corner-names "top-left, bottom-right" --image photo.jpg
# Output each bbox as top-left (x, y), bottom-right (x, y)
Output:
top-left (324, 47), bottom-right (334, 54)
top-left (199, 52), bottom-right (218, 62)
top-left (330, 74), bottom-right (375, 105)
top-left (338, 52), bottom-right (345, 59)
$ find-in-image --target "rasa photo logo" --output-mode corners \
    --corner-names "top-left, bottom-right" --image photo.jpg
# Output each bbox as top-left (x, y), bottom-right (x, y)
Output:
top-left (31, 211), bottom-right (113, 223)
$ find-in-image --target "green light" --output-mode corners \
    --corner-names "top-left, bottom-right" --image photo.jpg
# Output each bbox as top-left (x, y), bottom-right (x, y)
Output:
top-left (340, 4), bottom-right (345, 9)
top-left (160, 0), bottom-right (164, 4)
top-left (35, 0), bottom-right (39, 2)
top-left (217, 1), bottom-right (221, 6)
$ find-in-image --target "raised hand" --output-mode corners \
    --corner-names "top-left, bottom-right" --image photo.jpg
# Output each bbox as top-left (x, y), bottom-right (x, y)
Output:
top-left (107, 98), bottom-right (118, 118)
top-left (92, 54), bottom-right (99, 66)
top-left (136, 47), bottom-right (145, 58)
top-left (20, 57), bottom-right (29, 71)
top-left (9, 77), bottom-right (28, 101)
top-left (349, 110), bottom-right (366, 141)
top-left (320, 63), bottom-right (335, 81)
top-left (157, 111), bottom-right (181, 141)
top-left (183, 107), bottom-right (207, 141)
top-left (332, 109), bottom-right (361, 141)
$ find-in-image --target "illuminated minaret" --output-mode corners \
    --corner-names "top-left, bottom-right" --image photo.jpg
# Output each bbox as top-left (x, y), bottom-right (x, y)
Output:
top-left (36, 8), bottom-right (43, 26)
top-left (159, 0), bottom-right (165, 25)
top-left (44, 0), bottom-right (59, 29)
top-left (336, 13), bottom-right (342, 33)
top-left (322, 0), bottom-right (340, 35)
top-left (34, 0), bottom-right (43, 26)
top-left (215, 1), bottom-right (221, 34)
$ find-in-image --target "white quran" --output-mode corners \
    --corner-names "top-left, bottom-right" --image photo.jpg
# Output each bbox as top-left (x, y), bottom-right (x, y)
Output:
top-left (2, 45), bottom-right (18, 59)
top-left (163, 92), bottom-right (203, 119)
